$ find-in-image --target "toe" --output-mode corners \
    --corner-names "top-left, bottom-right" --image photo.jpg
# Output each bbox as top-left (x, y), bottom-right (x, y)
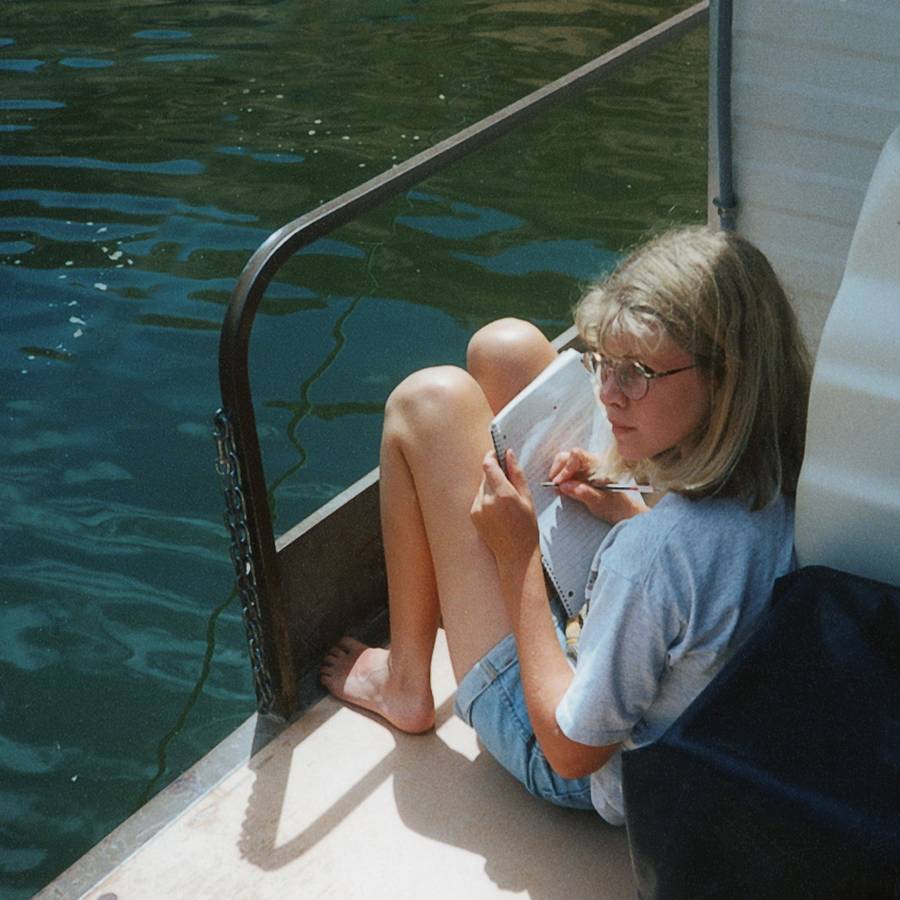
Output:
top-left (336, 636), bottom-right (367, 654)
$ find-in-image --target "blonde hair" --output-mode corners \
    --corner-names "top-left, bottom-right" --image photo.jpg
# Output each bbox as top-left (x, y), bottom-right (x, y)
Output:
top-left (575, 226), bottom-right (811, 509)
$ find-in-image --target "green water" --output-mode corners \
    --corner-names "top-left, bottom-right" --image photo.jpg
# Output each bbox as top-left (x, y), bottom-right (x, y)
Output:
top-left (0, 2), bottom-right (707, 894)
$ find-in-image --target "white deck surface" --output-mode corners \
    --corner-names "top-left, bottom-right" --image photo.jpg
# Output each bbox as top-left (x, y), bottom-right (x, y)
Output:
top-left (74, 631), bottom-right (634, 899)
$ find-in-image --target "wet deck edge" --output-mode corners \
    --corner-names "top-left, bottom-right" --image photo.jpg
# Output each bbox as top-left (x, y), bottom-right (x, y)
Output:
top-left (34, 712), bottom-right (287, 900)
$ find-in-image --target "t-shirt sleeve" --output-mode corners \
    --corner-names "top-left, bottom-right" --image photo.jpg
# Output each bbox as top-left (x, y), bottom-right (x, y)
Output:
top-left (556, 563), bottom-right (684, 746)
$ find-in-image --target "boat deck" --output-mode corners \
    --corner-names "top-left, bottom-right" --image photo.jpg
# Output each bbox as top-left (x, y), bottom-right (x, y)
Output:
top-left (41, 630), bottom-right (634, 899)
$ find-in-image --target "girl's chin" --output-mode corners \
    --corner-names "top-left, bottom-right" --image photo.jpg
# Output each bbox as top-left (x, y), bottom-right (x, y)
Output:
top-left (614, 434), bottom-right (682, 463)
top-left (612, 437), bottom-right (644, 461)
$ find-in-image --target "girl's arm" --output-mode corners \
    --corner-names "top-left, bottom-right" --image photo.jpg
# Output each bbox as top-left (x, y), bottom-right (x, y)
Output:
top-left (471, 449), bottom-right (619, 779)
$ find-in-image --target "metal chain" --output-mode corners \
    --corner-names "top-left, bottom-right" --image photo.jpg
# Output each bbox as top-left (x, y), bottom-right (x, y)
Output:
top-left (213, 408), bottom-right (276, 713)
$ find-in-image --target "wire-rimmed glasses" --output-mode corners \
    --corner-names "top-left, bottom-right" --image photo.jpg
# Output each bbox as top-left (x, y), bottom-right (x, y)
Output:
top-left (582, 351), bottom-right (697, 401)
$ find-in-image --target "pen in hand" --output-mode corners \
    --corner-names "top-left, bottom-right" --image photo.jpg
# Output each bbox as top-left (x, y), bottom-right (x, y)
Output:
top-left (540, 481), bottom-right (655, 493)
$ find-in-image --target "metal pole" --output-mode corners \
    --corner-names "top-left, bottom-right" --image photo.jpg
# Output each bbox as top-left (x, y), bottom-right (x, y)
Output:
top-left (713, 0), bottom-right (737, 230)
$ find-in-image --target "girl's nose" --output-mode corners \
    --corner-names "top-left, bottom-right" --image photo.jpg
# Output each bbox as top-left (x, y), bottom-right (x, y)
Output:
top-left (599, 372), bottom-right (627, 408)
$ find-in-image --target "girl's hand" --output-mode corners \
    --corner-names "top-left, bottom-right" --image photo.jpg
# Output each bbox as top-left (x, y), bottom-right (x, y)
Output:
top-left (547, 447), bottom-right (600, 485)
top-left (547, 448), bottom-right (647, 525)
top-left (470, 449), bottom-right (539, 565)
top-left (556, 479), bottom-right (648, 524)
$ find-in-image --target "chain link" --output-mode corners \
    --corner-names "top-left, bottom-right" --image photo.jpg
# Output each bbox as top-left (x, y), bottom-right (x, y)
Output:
top-left (214, 408), bottom-right (276, 713)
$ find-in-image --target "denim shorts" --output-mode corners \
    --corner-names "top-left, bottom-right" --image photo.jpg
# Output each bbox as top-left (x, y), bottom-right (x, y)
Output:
top-left (453, 600), bottom-right (593, 810)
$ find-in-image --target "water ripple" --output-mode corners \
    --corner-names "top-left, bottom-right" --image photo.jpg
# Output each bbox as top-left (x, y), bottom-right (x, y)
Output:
top-left (0, 240), bottom-right (34, 255)
top-left (142, 53), bottom-right (218, 64)
top-left (2, 492), bottom-right (226, 563)
top-left (452, 238), bottom-right (618, 279)
top-left (398, 189), bottom-right (524, 239)
top-left (58, 58), bottom-right (116, 69)
top-left (133, 30), bottom-right (192, 40)
top-left (0, 188), bottom-right (257, 221)
top-left (0, 99), bottom-right (65, 110)
top-left (0, 155), bottom-right (204, 175)
top-left (1, 214), bottom-right (138, 243)
top-left (0, 59), bottom-right (44, 72)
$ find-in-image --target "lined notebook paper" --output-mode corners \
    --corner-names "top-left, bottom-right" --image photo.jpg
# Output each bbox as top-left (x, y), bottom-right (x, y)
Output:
top-left (490, 349), bottom-right (613, 616)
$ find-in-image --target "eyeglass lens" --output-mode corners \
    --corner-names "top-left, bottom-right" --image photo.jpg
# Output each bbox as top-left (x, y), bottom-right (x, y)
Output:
top-left (599, 358), bottom-right (648, 400)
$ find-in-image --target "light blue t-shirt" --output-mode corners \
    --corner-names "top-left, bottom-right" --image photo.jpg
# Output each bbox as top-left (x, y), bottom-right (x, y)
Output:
top-left (555, 491), bottom-right (796, 825)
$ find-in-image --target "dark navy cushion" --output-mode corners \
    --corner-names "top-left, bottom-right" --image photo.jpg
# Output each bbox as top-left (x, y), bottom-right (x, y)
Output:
top-left (621, 565), bottom-right (900, 900)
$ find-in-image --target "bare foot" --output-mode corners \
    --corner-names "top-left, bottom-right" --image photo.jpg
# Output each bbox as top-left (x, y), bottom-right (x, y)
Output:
top-left (320, 637), bottom-right (435, 734)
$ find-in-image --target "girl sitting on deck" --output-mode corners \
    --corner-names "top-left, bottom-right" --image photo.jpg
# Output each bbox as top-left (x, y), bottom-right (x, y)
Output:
top-left (321, 226), bottom-right (811, 825)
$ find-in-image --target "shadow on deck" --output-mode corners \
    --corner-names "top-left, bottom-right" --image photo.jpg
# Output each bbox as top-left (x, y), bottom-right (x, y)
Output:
top-left (45, 631), bottom-right (633, 899)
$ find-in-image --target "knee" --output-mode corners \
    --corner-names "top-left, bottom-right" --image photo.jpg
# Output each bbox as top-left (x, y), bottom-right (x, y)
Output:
top-left (467, 318), bottom-right (556, 411)
top-left (384, 365), bottom-right (480, 436)
top-left (466, 318), bottom-right (548, 374)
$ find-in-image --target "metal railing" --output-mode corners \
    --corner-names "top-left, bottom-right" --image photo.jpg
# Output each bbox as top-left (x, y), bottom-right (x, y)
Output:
top-left (215, 1), bottom-right (710, 717)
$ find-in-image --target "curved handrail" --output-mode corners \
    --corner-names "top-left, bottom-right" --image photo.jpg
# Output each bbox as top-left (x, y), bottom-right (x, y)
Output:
top-left (216, 1), bottom-right (710, 717)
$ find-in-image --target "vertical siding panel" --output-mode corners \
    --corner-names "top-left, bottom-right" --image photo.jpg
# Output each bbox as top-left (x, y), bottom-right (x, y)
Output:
top-left (712, 0), bottom-right (900, 350)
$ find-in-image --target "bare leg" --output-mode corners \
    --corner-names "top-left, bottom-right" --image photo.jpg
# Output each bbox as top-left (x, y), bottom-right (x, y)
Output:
top-left (467, 318), bottom-right (558, 413)
top-left (321, 322), bottom-right (557, 733)
top-left (321, 367), bottom-right (507, 729)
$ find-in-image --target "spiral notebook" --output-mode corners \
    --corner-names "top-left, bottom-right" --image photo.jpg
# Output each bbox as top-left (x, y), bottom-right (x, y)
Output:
top-left (490, 348), bottom-right (613, 617)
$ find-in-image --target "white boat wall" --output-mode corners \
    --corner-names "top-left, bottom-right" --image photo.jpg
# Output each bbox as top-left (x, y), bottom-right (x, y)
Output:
top-left (712, 0), bottom-right (900, 588)
top-left (796, 124), bottom-right (900, 588)
top-left (711, 0), bottom-right (900, 351)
